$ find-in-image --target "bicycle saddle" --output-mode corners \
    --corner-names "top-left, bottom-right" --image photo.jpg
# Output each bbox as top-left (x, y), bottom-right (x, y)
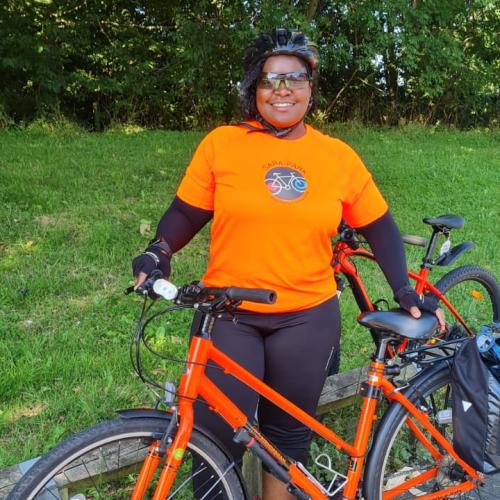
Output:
top-left (358, 309), bottom-right (438, 340)
top-left (423, 214), bottom-right (464, 230)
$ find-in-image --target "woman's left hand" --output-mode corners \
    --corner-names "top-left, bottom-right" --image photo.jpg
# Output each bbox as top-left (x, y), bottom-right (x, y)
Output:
top-left (394, 285), bottom-right (447, 332)
top-left (408, 305), bottom-right (446, 333)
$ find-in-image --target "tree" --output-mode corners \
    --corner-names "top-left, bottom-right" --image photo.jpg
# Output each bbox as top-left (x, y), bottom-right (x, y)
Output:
top-left (1, 0), bottom-right (497, 128)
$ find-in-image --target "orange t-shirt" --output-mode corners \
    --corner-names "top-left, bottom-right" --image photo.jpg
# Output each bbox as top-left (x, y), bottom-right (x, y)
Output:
top-left (177, 124), bottom-right (388, 313)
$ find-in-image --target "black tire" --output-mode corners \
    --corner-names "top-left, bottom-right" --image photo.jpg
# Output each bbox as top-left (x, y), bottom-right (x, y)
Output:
top-left (8, 416), bottom-right (246, 499)
top-left (363, 364), bottom-right (500, 499)
top-left (435, 265), bottom-right (500, 336)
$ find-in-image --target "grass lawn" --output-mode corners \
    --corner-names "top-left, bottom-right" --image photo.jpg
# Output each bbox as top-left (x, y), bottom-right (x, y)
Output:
top-left (0, 124), bottom-right (498, 468)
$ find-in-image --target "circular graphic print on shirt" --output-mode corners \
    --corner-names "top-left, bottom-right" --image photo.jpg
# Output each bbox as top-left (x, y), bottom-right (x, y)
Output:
top-left (265, 167), bottom-right (308, 201)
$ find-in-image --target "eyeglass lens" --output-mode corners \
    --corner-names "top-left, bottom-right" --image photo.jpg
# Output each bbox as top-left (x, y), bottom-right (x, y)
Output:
top-left (258, 72), bottom-right (310, 90)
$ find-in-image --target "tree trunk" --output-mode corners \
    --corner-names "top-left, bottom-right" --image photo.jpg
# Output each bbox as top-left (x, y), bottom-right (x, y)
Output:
top-left (383, 14), bottom-right (399, 125)
top-left (305, 0), bottom-right (320, 21)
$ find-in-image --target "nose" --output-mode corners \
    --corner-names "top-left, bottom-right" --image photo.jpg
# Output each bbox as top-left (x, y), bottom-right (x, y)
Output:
top-left (273, 80), bottom-right (291, 95)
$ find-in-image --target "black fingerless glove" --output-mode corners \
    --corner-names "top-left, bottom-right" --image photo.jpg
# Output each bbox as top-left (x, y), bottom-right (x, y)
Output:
top-left (132, 240), bottom-right (172, 278)
top-left (394, 285), bottom-right (439, 313)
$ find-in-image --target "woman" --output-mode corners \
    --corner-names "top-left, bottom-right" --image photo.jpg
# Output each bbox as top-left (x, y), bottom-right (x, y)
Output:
top-left (133, 28), bottom-right (444, 500)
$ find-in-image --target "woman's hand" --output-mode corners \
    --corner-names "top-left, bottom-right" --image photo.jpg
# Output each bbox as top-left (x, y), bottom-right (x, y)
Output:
top-left (394, 285), bottom-right (446, 332)
top-left (408, 304), bottom-right (447, 333)
top-left (131, 240), bottom-right (172, 289)
top-left (134, 271), bottom-right (148, 290)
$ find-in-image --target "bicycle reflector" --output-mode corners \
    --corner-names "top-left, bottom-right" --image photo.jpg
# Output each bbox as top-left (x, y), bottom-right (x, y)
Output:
top-left (470, 289), bottom-right (485, 301)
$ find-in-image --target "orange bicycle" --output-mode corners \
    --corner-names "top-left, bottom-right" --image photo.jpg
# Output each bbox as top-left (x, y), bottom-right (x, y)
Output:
top-left (329, 214), bottom-right (499, 371)
top-left (9, 275), bottom-right (499, 499)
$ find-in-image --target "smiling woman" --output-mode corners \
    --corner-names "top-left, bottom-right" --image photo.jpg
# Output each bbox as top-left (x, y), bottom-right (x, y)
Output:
top-left (256, 56), bottom-right (312, 138)
top-left (130, 28), bottom-right (443, 500)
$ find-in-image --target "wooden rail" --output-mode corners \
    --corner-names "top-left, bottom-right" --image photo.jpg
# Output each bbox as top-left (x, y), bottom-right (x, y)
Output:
top-left (0, 368), bottom-right (367, 499)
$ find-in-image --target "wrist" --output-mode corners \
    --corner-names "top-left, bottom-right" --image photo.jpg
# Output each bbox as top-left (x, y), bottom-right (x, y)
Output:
top-left (394, 285), bottom-right (438, 314)
top-left (148, 239), bottom-right (173, 258)
top-left (132, 240), bottom-right (173, 278)
top-left (393, 284), bottom-right (414, 303)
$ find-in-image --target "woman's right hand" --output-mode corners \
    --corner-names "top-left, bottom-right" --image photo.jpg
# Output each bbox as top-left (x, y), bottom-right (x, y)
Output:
top-left (131, 239), bottom-right (172, 289)
top-left (134, 271), bottom-right (148, 290)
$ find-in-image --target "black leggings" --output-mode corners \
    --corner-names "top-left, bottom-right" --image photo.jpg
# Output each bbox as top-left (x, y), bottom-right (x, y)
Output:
top-left (191, 296), bottom-right (341, 465)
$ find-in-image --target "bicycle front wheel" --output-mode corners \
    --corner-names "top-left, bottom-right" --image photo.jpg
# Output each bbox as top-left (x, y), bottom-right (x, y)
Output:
top-left (364, 365), bottom-right (500, 499)
top-left (8, 416), bottom-right (246, 499)
top-left (435, 265), bottom-right (500, 335)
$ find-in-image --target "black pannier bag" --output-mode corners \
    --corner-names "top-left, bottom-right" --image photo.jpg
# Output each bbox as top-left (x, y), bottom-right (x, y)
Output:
top-left (451, 336), bottom-right (500, 474)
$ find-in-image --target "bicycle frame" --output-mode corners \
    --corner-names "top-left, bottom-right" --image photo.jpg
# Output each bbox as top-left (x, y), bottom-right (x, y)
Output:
top-left (131, 322), bottom-right (482, 500)
top-left (332, 241), bottom-right (474, 341)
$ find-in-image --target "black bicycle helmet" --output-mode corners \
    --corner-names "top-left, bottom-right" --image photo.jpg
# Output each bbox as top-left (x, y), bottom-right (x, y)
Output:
top-left (243, 28), bottom-right (319, 73)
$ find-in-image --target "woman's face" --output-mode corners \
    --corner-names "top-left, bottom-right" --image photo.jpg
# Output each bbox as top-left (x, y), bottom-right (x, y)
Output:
top-left (256, 55), bottom-right (312, 129)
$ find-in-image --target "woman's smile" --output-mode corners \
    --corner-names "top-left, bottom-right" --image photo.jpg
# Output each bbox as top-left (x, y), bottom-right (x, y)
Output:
top-left (269, 101), bottom-right (295, 109)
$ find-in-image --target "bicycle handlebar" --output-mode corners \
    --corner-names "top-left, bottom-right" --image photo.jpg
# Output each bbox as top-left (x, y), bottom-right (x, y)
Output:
top-left (177, 282), bottom-right (276, 305)
top-left (127, 273), bottom-right (277, 306)
top-left (207, 286), bottom-right (277, 304)
top-left (337, 222), bottom-right (360, 249)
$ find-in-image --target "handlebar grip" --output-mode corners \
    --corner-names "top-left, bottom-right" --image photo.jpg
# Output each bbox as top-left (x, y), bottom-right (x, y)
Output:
top-left (402, 234), bottom-right (429, 247)
top-left (224, 288), bottom-right (277, 304)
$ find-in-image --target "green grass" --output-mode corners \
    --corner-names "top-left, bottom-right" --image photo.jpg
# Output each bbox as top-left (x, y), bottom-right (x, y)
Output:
top-left (0, 124), bottom-right (499, 468)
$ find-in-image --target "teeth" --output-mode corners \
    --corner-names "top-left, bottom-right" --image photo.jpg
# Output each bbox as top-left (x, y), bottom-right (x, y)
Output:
top-left (272, 103), bottom-right (293, 107)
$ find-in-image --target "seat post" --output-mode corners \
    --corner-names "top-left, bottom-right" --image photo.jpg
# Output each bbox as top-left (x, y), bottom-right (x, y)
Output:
top-left (422, 229), bottom-right (441, 269)
top-left (374, 336), bottom-right (393, 363)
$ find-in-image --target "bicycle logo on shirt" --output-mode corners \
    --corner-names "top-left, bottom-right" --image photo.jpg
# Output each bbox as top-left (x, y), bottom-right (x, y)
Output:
top-left (265, 167), bottom-right (308, 201)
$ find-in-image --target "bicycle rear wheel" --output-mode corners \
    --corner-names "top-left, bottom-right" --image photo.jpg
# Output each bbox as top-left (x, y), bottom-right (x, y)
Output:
top-left (8, 416), bottom-right (246, 499)
top-left (364, 364), bottom-right (500, 499)
top-left (435, 265), bottom-right (500, 335)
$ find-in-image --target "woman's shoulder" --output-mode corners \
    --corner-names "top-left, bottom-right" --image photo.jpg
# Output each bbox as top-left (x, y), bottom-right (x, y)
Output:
top-left (306, 125), bottom-right (357, 155)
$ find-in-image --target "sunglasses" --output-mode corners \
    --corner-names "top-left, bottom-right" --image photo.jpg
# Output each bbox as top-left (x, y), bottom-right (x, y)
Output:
top-left (257, 72), bottom-right (312, 90)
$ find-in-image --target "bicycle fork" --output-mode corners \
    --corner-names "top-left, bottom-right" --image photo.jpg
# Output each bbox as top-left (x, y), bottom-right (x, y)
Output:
top-left (130, 405), bottom-right (178, 497)
top-left (131, 338), bottom-right (212, 499)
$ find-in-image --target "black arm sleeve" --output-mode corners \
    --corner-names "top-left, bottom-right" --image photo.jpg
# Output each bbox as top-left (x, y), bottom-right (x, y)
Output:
top-left (356, 211), bottom-right (410, 294)
top-left (155, 196), bottom-right (213, 253)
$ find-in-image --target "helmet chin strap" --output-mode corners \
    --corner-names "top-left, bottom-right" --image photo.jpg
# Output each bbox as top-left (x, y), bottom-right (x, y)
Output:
top-left (255, 114), bottom-right (303, 137)
top-left (251, 98), bottom-right (313, 138)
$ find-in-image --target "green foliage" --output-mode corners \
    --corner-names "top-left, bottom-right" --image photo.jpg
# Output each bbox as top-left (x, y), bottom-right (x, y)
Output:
top-left (0, 104), bottom-right (14, 129)
top-left (24, 114), bottom-right (85, 136)
top-left (0, 1), bottom-right (498, 129)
